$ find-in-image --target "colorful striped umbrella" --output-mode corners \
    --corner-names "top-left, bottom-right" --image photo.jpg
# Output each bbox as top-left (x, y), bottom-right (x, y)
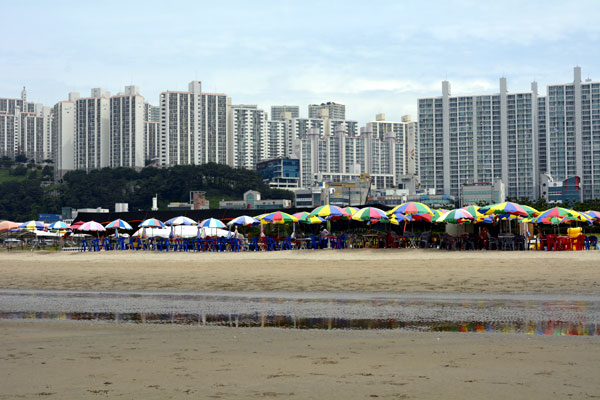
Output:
top-left (165, 216), bottom-right (197, 226)
top-left (390, 214), bottom-right (412, 225)
top-left (259, 211), bottom-right (298, 224)
top-left (481, 202), bottom-right (528, 217)
top-left (199, 218), bottom-right (227, 229)
top-left (387, 202), bottom-right (434, 216)
top-left (227, 215), bottom-right (259, 226)
top-left (521, 205), bottom-right (539, 217)
top-left (535, 207), bottom-right (588, 222)
top-left (583, 210), bottom-right (600, 223)
top-left (70, 221), bottom-right (85, 230)
top-left (140, 218), bottom-right (166, 229)
top-left (461, 205), bottom-right (484, 219)
top-left (105, 219), bottom-right (133, 230)
top-left (18, 220), bottom-right (47, 231)
top-left (431, 209), bottom-right (449, 222)
top-left (78, 221), bottom-right (106, 231)
top-left (48, 221), bottom-right (71, 230)
top-left (437, 209), bottom-right (474, 224)
top-left (309, 204), bottom-right (350, 219)
top-left (352, 207), bottom-right (388, 223)
top-left (343, 207), bottom-right (359, 218)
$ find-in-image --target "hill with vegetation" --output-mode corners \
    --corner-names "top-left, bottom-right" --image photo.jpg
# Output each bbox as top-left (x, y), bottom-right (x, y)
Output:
top-left (0, 162), bottom-right (294, 221)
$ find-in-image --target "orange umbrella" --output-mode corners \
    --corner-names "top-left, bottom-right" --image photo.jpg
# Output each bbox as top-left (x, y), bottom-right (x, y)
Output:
top-left (0, 221), bottom-right (20, 232)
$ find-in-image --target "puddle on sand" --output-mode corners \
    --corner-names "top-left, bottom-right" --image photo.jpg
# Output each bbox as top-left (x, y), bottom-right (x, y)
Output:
top-left (1, 311), bottom-right (598, 336)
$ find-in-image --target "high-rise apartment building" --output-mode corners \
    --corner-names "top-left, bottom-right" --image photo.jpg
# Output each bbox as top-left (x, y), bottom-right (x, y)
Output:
top-left (110, 86), bottom-right (145, 168)
top-left (160, 81), bottom-right (230, 167)
top-left (267, 120), bottom-right (287, 160)
top-left (52, 93), bottom-right (78, 179)
top-left (75, 88), bottom-right (110, 171)
top-left (144, 103), bottom-right (160, 122)
top-left (271, 105), bottom-right (299, 121)
top-left (367, 114), bottom-right (418, 177)
top-left (229, 105), bottom-right (268, 169)
top-left (144, 120), bottom-right (160, 163)
top-left (308, 102), bottom-right (345, 120)
top-left (0, 113), bottom-right (17, 159)
top-left (544, 67), bottom-right (600, 200)
top-left (418, 78), bottom-right (538, 200)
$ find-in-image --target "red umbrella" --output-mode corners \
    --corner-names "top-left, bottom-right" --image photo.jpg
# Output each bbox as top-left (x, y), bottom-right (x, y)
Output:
top-left (71, 221), bottom-right (84, 229)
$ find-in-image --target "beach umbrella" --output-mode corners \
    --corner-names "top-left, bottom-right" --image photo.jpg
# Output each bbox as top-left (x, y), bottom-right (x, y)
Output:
top-left (584, 210), bottom-right (600, 221)
top-left (48, 221), bottom-right (71, 230)
top-left (0, 220), bottom-right (20, 232)
top-left (309, 204), bottom-right (350, 220)
top-left (105, 219), bottom-right (133, 230)
top-left (437, 209), bottom-right (474, 224)
top-left (227, 215), bottom-right (259, 226)
top-left (18, 220), bottom-right (47, 231)
top-left (388, 202), bottom-right (434, 216)
top-left (259, 211), bottom-right (298, 224)
top-left (480, 202), bottom-right (529, 217)
top-left (70, 220), bottom-right (85, 230)
top-left (352, 207), bottom-right (388, 223)
top-left (461, 205), bottom-right (484, 219)
top-left (199, 218), bottom-right (227, 229)
top-left (535, 207), bottom-right (589, 222)
top-left (520, 205), bottom-right (539, 218)
top-left (140, 218), bottom-right (166, 229)
top-left (78, 221), bottom-right (106, 232)
top-left (430, 209), bottom-right (448, 222)
top-left (292, 212), bottom-right (311, 222)
top-left (165, 216), bottom-right (197, 226)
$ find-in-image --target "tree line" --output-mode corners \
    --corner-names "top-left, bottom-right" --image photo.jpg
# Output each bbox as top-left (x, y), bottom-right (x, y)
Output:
top-left (0, 163), bottom-right (294, 221)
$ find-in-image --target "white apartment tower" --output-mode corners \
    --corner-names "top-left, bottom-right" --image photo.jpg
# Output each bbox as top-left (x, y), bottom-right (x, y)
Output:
top-left (544, 67), bottom-right (600, 200)
top-left (308, 102), bottom-right (345, 120)
top-left (367, 114), bottom-right (418, 177)
top-left (75, 88), bottom-right (110, 171)
top-left (160, 81), bottom-right (230, 166)
top-left (418, 78), bottom-right (538, 199)
top-left (109, 86), bottom-right (145, 168)
top-left (52, 92), bottom-right (78, 178)
top-left (229, 105), bottom-right (268, 169)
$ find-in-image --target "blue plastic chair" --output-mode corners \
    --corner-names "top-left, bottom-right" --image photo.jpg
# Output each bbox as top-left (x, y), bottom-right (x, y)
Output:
top-left (80, 239), bottom-right (89, 252)
top-left (248, 237), bottom-right (259, 251)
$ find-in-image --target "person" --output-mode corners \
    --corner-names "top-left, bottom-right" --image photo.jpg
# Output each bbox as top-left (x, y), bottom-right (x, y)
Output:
top-left (290, 230), bottom-right (296, 240)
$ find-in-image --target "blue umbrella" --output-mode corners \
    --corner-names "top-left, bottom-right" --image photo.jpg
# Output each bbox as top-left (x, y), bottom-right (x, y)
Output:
top-left (105, 219), bottom-right (133, 230)
top-left (199, 218), bottom-right (226, 229)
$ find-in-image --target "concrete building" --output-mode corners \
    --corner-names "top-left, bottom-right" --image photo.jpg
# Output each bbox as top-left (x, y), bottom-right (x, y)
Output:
top-left (256, 157), bottom-right (300, 189)
top-left (110, 86), bottom-right (145, 168)
top-left (144, 103), bottom-right (160, 122)
top-left (271, 105), bottom-right (299, 121)
top-left (0, 113), bottom-right (17, 159)
top-left (460, 180), bottom-right (505, 207)
top-left (219, 190), bottom-right (291, 210)
top-left (267, 120), bottom-right (287, 160)
top-left (159, 88), bottom-right (196, 166)
top-left (197, 91), bottom-right (230, 165)
top-left (308, 102), bottom-right (345, 120)
top-left (229, 105), bottom-right (268, 169)
top-left (544, 67), bottom-right (600, 200)
top-left (418, 78), bottom-right (538, 200)
top-left (367, 114), bottom-right (418, 176)
top-left (144, 121), bottom-right (160, 164)
top-left (75, 88), bottom-right (111, 171)
top-left (52, 93), bottom-right (78, 178)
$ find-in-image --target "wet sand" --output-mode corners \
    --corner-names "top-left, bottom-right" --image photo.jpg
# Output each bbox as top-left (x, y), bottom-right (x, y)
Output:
top-left (1, 321), bottom-right (599, 399)
top-left (1, 250), bottom-right (599, 399)
top-left (0, 249), bottom-right (599, 293)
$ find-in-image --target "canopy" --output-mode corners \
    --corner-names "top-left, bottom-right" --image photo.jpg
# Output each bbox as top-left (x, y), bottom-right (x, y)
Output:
top-left (259, 211), bottom-right (298, 224)
top-left (18, 221), bottom-right (47, 231)
top-left (140, 218), bottom-right (166, 229)
top-left (309, 204), bottom-right (350, 219)
top-left (105, 219), bottom-right (133, 230)
top-left (481, 202), bottom-right (529, 217)
top-left (48, 221), bottom-right (71, 230)
top-left (165, 216), bottom-right (197, 226)
top-left (352, 207), bottom-right (388, 223)
top-left (199, 218), bottom-right (227, 229)
top-left (437, 209), bottom-right (474, 224)
top-left (227, 215), bottom-right (259, 226)
top-left (78, 221), bottom-right (106, 232)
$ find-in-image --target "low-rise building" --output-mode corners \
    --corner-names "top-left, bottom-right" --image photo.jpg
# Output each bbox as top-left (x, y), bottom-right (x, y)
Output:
top-left (219, 190), bottom-right (291, 210)
top-left (460, 179), bottom-right (505, 207)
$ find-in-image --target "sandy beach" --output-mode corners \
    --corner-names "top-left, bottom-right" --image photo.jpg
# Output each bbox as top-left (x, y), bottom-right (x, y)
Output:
top-left (0, 249), bottom-right (599, 293)
top-left (0, 321), bottom-right (598, 399)
top-left (1, 249), bottom-right (600, 399)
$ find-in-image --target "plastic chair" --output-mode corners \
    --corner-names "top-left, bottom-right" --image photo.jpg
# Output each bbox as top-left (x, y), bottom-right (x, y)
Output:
top-left (266, 237), bottom-right (279, 251)
top-left (280, 237), bottom-right (293, 250)
top-left (248, 237), bottom-right (259, 251)
top-left (80, 239), bottom-right (89, 252)
top-left (546, 234), bottom-right (557, 251)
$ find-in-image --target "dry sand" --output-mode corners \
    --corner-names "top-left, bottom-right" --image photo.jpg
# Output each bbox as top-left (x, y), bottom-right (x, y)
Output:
top-left (0, 249), bottom-right (599, 293)
top-left (1, 250), bottom-right (599, 399)
top-left (1, 321), bottom-right (599, 399)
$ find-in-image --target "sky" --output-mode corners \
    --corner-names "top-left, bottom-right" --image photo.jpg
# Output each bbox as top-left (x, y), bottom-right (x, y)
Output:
top-left (2, 0), bottom-right (600, 124)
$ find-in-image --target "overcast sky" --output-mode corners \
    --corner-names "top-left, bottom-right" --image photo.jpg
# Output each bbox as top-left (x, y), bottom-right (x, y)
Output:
top-left (2, 0), bottom-right (599, 124)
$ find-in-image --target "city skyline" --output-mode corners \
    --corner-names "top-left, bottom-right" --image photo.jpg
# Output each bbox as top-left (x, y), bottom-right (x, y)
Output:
top-left (2, 1), bottom-right (600, 124)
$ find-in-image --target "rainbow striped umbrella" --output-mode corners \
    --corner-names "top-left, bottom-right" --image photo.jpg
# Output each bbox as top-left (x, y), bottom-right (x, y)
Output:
top-left (390, 214), bottom-right (412, 225)
top-left (18, 220), bottom-right (47, 231)
top-left (521, 205), bottom-right (539, 217)
top-left (535, 207), bottom-right (588, 222)
top-left (388, 202), bottom-right (434, 216)
top-left (437, 209), bottom-right (474, 224)
top-left (105, 219), bottom-right (133, 230)
top-left (48, 221), bottom-right (71, 230)
top-left (140, 218), bottom-right (166, 229)
top-left (583, 210), bottom-right (600, 223)
top-left (352, 207), bottom-right (388, 223)
top-left (431, 209), bottom-right (448, 222)
top-left (292, 212), bottom-right (323, 224)
top-left (78, 221), bottom-right (106, 232)
top-left (309, 204), bottom-right (350, 219)
top-left (461, 205), bottom-right (484, 219)
top-left (199, 218), bottom-right (226, 229)
top-left (343, 207), bottom-right (359, 217)
top-left (259, 211), bottom-right (298, 224)
top-left (481, 202), bottom-right (528, 217)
